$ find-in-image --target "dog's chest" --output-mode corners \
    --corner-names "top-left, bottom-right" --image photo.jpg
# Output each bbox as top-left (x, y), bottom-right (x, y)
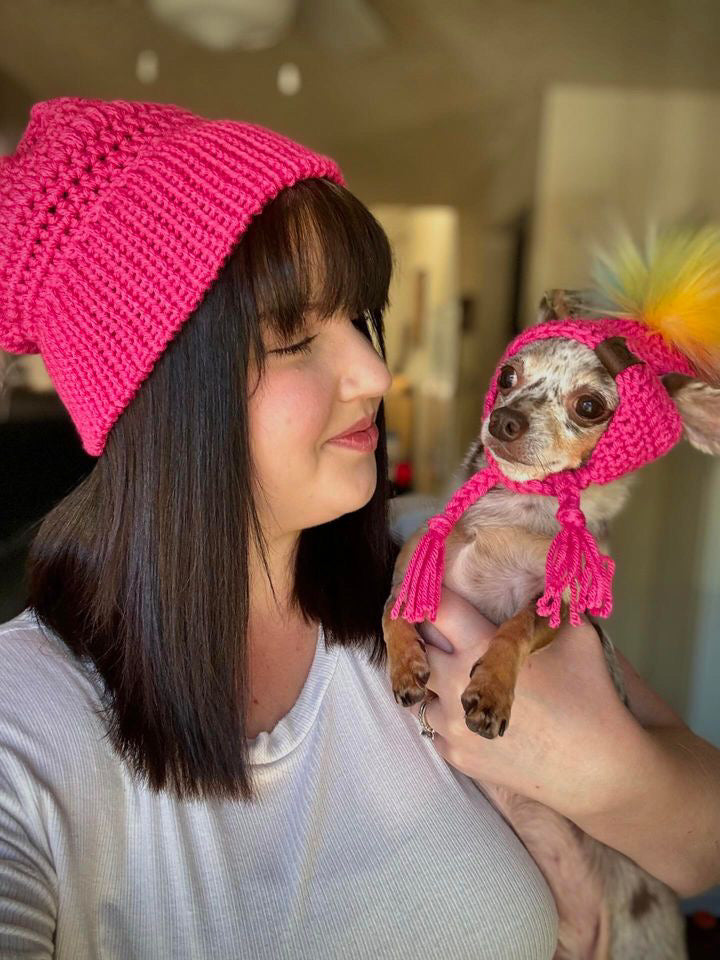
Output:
top-left (442, 522), bottom-right (551, 624)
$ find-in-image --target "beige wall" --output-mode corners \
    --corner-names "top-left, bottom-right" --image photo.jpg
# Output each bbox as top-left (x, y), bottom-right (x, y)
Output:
top-left (372, 205), bottom-right (462, 495)
top-left (373, 202), bottom-right (524, 499)
top-left (524, 83), bottom-right (720, 735)
top-left (525, 84), bottom-right (720, 315)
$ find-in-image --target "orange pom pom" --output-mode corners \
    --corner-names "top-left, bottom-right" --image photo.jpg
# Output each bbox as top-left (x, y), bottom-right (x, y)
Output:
top-left (591, 223), bottom-right (720, 383)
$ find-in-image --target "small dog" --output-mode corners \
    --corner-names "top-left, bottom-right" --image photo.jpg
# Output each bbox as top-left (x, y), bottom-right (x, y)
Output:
top-left (383, 289), bottom-right (720, 958)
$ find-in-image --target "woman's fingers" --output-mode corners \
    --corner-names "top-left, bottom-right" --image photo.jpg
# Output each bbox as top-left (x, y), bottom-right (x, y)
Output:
top-left (417, 585), bottom-right (497, 654)
top-left (404, 586), bottom-right (498, 734)
top-left (416, 618), bottom-right (453, 652)
top-left (406, 640), bottom-right (467, 734)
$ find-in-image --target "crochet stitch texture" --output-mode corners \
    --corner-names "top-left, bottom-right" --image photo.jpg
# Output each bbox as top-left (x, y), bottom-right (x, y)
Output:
top-left (0, 97), bottom-right (345, 455)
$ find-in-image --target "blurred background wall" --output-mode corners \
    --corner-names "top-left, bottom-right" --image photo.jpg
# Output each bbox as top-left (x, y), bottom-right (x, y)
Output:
top-left (526, 82), bottom-right (720, 751)
top-left (1, 0), bottom-right (719, 919)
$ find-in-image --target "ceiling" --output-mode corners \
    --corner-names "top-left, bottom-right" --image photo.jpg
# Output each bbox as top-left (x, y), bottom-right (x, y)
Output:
top-left (1, 0), bottom-right (720, 221)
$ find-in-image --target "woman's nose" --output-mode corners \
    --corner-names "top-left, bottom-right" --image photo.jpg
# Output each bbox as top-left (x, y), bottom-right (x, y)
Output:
top-left (339, 332), bottom-right (392, 399)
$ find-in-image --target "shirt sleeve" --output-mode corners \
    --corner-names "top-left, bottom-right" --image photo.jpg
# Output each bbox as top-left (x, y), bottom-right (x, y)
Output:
top-left (0, 756), bottom-right (57, 958)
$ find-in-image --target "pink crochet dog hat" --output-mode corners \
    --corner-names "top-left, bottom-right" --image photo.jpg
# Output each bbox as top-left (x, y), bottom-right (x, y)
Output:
top-left (391, 315), bottom-right (699, 629)
top-left (0, 97), bottom-right (344, 455)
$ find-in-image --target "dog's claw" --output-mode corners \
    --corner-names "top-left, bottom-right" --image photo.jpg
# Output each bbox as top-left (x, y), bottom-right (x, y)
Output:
top-left (384, 613), bottom-right (431, 709)
top-left (461, 664), bottom-right (513, 739)
top-left (390, 661), bottom-right (429, 707)
top-left (462, 701), bottom-right (508, 739)
top-left (394, 685), bottom-right (427, 707)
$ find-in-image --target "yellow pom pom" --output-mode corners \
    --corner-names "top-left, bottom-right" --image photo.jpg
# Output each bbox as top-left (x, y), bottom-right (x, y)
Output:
top-left (591, 223), bottom-right (720, 382)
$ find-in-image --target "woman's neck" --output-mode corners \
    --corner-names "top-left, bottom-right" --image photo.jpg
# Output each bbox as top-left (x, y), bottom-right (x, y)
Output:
top-left (245, 613), bottom-right (319, 739)
top-left (245, 531), bottom-right (319, 739)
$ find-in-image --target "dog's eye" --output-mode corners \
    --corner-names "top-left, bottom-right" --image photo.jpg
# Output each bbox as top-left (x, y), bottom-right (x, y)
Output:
top-left (575, 395), bottom-right (606, 420)
top-left (498, 365), bottom-right (517, 390)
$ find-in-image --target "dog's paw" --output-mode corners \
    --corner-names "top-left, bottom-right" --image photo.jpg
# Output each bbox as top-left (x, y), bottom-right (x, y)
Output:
top-left (390, 642), bottom-right (430, 706)
top-left (460, 660), bottom-right (514, 739)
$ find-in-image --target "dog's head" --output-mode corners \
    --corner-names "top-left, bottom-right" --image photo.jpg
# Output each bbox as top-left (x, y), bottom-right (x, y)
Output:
top-left (478, 289), bottom-right (720, 483)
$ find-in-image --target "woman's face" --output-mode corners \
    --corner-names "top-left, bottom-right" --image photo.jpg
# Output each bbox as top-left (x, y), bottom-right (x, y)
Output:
top-left (248, 309), bottom-right (393, 540)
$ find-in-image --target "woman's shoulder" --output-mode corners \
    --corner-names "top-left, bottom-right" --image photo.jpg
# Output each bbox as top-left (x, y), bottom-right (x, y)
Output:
top-left (0, 608), bottom-right (108, 776)
top-left (0, 608), bottom-right (98, 702)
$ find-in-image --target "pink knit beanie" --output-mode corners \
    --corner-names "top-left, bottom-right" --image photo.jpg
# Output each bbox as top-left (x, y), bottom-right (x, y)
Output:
top-left (391, 316), bottom-right (699, 629)
top-left (0, 97), bottom-right (345, 455)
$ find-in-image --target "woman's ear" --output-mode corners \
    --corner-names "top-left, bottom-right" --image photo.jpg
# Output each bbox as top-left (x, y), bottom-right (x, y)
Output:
top-left (535, 288), bottom-right (593, 325)
top-left (662, 374), bottom-right (720, 454)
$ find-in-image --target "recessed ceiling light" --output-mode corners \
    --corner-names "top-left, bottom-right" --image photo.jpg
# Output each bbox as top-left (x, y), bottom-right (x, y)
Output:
top-left (136, 49), bottom-right (160, 84)
top-left (277, 62), bottom-right (301, 96)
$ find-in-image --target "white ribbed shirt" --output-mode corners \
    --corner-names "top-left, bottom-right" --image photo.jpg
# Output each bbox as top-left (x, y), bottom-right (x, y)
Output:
top-left (0, 608), bottom-right (558, 959)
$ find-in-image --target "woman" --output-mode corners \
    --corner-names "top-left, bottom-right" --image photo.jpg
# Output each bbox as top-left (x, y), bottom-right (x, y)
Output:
top-left (0, 97), bottom-right (717, 960)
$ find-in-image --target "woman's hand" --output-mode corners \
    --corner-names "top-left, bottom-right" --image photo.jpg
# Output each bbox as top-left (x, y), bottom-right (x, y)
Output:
top-left (399, 585), bottom-right (720, 896)
top-left (406, 585), bottom-right (650, 822)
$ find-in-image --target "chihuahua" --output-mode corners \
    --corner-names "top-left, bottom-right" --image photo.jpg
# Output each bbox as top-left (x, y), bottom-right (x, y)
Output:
top-left (383, 289), bottom-right (720, 958)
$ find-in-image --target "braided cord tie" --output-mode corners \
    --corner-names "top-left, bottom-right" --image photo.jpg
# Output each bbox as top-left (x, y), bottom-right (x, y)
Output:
top-left (390, 465), bottom-right (500, 623)
top-left (536, 482), bottom-right (615, 627)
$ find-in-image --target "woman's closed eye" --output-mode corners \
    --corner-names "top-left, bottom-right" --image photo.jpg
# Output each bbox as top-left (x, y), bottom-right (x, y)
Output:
top-left (270, 315), bottom-right (373, 357)
top-left (272, 335), bottom-right (317, 357)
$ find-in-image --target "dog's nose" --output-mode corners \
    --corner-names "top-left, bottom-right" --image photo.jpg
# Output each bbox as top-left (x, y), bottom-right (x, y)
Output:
top-left (488, 407), bottom-right (529, 442)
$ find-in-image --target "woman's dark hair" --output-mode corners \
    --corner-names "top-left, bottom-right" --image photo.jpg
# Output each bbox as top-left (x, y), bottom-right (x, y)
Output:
top-left (23, 177), bottom-right (401, 803)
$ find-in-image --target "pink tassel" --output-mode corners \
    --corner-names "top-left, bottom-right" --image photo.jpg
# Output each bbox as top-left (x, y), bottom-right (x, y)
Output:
top-left (536, 497), bottom-right (615, 628)
top-left (390, 515), bottom-right (452, 622)
top-left (391, 465), bottom-right (501, 623)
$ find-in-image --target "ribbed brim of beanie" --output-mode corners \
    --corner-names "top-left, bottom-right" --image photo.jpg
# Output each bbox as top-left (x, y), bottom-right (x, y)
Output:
top-left (0, 97), bottom-right (345, 455)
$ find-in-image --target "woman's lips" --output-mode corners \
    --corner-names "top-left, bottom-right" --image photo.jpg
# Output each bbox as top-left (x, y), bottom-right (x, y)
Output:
top-left (326, 423), bottom-right (379, 451)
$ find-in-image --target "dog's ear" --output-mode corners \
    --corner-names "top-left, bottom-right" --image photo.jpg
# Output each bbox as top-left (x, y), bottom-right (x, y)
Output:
top-left (662, 374), bottom-right (720, 454)
top-left (535, 288), bottom-right (594, 325)
top-left (595, 336), bottom-right (643, 377)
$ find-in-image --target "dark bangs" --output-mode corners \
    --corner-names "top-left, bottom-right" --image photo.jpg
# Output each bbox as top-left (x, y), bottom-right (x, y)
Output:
top-left (237, 177), bottom-right (392, 375)
top-left (23, 176), bottom-right (400, 803)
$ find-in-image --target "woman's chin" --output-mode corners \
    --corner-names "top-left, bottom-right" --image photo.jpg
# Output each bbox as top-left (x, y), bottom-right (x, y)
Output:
top-left (338, 470), bottom-right (378, 514)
